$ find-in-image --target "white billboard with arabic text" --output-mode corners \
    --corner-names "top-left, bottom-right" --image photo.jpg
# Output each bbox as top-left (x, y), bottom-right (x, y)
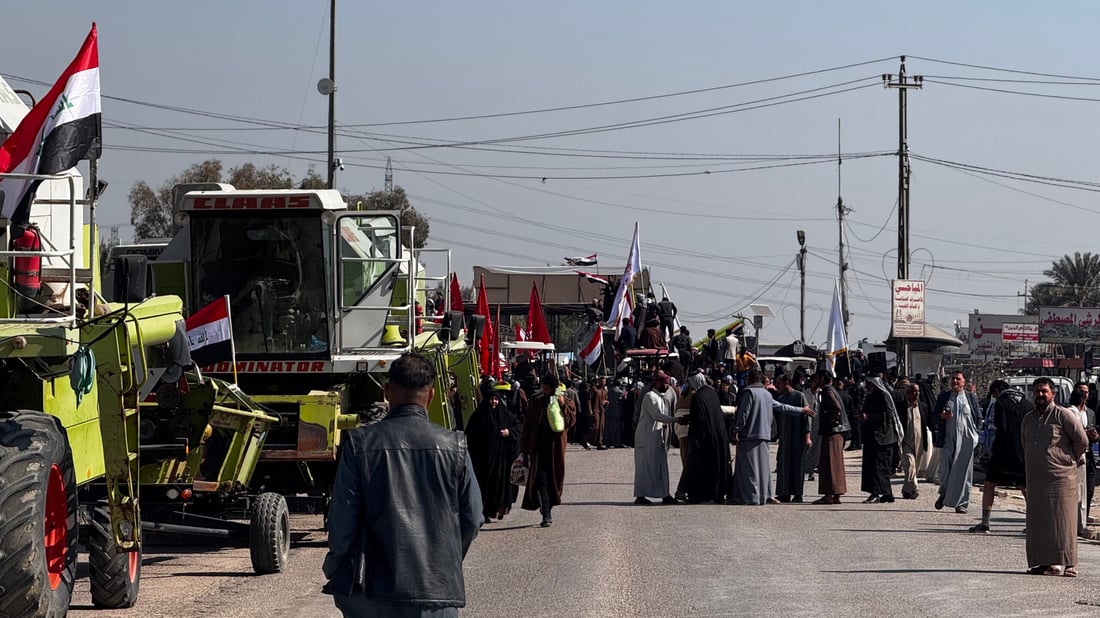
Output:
top-left (1038, 307), bottom-right (1100, 344)
top-left (892, 279), bottom-right (925, 338)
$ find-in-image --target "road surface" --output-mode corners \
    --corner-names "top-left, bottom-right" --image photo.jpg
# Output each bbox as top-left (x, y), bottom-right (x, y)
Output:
top-left (72, 446), bottom-right (1100, 617)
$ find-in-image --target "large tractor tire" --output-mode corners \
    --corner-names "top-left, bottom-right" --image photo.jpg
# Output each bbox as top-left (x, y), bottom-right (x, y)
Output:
top-left (249, 492), bottom-right (290, 574)
top-left (0, 410), bottom-right (79, 618)
top-left (88, 505), bottom-right (141, 608)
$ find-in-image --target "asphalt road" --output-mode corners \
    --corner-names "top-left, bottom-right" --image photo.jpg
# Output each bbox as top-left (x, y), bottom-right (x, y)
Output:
top-left (71, 446), bottom-right (1100, 617)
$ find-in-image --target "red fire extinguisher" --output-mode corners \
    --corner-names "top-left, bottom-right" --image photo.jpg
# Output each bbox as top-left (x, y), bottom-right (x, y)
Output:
top-left (12, 224), bottom-right (42, 298)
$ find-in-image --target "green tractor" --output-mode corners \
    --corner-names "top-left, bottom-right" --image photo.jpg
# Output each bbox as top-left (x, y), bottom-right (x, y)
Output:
top-left (0, 168), bottom-right (197, 614)
top-left (152, 186), bottom-right (479, 511)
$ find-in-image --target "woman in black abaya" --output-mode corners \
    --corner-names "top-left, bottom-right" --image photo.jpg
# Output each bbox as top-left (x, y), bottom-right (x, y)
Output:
top-left (466, 390), bottom-right (524, 522)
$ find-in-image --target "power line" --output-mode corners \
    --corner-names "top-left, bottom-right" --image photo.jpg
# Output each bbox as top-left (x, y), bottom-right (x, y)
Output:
top-left (342, 56), bottom-right (897, 127)
top-left (907, 55), bottom-right (1100, 82)
top-left (924, 79), bottom-right (1100, 105)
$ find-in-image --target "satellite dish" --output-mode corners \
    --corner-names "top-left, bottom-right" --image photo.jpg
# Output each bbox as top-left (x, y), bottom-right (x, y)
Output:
top-left (316, 78), bottom-right (335, 95)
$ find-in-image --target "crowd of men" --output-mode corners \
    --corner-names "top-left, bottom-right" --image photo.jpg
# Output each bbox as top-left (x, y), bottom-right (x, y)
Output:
top-left (320, 344), bottom-right (1100, 615)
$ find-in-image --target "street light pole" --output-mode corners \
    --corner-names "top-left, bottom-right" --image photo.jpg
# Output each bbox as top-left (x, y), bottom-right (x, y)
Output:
top-left (797, 230), bottom-right (807, 342)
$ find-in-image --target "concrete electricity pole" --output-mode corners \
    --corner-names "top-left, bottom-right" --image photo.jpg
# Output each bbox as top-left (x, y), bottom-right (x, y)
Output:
top-left (797, 230), bottom-right (807, 342)
top-left (884, 56), bottom-right (922, 375)
top-left (836, 118), bottom-right (850, 334)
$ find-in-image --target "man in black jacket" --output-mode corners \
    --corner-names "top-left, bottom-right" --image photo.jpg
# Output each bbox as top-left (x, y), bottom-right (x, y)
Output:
top-left (323, 353), bottom-right (482, 617)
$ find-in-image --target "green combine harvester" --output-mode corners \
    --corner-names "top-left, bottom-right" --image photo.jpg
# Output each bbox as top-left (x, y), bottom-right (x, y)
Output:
top-left (0, 83), bottom-right (288, 615)
top-left (152, 185), bottom-right (480, 513)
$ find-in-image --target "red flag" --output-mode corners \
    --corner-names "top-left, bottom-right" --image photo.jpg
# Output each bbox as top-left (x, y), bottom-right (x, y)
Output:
top-left (476, 275), bottom-right (495, 377)
top-left (0, 24), bottom-right (102, 225)
top-left (526, 282), bottom-right (552, 344)
top-left (492, 305), bottom-right (503, 379)
top-left (449, 274), bottom-right (464, 314)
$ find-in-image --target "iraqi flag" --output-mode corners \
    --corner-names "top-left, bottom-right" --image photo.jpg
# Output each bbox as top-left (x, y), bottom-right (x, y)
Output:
top-left (575, 270), bottom-right (609, 287)
top-left (581, 326), bottom-right (603, 366)
top-left (0, 24), bottom-right (101, 226)
top-left (186, 296), bottom-right (235, 367)
top-left (565, 253), bottom-right (597, 267)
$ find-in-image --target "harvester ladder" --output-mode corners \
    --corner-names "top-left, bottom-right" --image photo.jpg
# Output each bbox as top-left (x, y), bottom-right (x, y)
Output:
top-left (0, 172), bottom-right (82, 324)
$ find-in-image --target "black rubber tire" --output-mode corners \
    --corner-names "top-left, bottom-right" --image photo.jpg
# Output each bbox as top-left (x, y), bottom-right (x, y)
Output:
top-left (0, 410), bottom-right (79, 618)
top-left (88, 505), bottom-right (141, 608)
top-left (249, 492), bottom-right (290, 574)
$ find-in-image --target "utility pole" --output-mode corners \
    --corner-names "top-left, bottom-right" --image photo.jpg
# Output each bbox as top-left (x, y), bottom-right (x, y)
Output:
top-left (884, 56), bottom-right (922, 375)
top-left (797, 230), bottom-right (807, 342)
top-left (1018, 278), bottom-right (1030, 311)
top-left (836, 117), bottom-right (850, 333)
top-left (385, 156), bottom-right (394, 193)
top-left (326, 0), bottom-right (337, 189)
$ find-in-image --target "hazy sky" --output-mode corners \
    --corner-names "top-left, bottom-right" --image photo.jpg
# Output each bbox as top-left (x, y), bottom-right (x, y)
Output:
top-left (6, 2), bottom-right (1100, 348)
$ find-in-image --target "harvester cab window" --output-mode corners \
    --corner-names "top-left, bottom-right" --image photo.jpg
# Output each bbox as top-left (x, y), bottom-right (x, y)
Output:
top-left (337, 214), bottom-right (399, 305)
top-left (190, 213), bottom-right (328, 355)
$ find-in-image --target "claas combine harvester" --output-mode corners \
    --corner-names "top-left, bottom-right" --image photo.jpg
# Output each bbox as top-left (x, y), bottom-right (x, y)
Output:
top-left (152, 185), bottom-right (480, 512)
top-left (0, 80), bottom-right (287, 617)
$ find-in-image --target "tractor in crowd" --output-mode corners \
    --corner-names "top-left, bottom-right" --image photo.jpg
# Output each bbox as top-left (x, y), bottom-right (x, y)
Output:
top-left (0, 78), bottom-right (290, 615)
top-left (152, 185), bottom-right (479, 513)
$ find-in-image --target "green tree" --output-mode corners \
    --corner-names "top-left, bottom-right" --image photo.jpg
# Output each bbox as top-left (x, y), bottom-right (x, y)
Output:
top-left (298, 167), bottom-right (327, 190)
top-left (130, 159), bottom-right (223, 240)
top-left (345, 185), bottom-right (430, 248)
top-left (227, 162), bottom-right (293, 190)
top-left (129, 160), bottom-right (303, 240)
top-left (1025, 251), bottom-right (1100, 314)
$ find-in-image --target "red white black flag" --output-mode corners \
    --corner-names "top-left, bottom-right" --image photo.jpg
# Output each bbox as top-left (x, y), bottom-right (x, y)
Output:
top-left (564, 253), bottom-right (598, 267)
top-left (185, 296), bottom-right (234, 367)
top-left (581, 326), bottom-right (603, 366)
top-left (0, 24), bottom-right (101, 226)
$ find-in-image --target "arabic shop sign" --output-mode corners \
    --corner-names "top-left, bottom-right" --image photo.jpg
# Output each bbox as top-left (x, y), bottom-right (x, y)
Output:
top-left (1038, 307), bottom-right (1100, 344)
top-left (1001, 323), bottom-right (1039, 342)
top-left (892, 279), bottom-right (925, 338)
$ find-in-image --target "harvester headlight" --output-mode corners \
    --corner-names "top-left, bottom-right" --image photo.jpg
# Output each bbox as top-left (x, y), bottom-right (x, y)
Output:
top-left (173, 211), bottom-right (190, 226)
top-left (321, 210), bottom-right (338, 226)
top-left (356, 361), bottom-right (369, 372)
top-left (166, 488), bottom-right (180, 500)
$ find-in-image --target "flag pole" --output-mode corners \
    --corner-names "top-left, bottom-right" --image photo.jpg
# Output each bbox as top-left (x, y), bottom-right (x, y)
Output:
top-left (224, 294), bottom-right (238, 385)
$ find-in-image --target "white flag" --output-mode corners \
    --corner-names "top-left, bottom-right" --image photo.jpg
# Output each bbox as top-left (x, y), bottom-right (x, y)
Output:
top-left (606, 223), bottom-right (640, 331)
top-left (826, 279), bottom-right (848, 375)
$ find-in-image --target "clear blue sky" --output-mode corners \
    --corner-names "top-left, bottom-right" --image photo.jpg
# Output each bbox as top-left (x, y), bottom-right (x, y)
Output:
top-left (6, 1), bottom-right (1100, 347)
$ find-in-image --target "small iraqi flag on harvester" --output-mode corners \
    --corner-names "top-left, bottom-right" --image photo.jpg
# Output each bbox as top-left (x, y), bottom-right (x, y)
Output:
top-left (0, 24), bottom-right (101, 226)
top-left (185, 295), bottom-right (235, 367)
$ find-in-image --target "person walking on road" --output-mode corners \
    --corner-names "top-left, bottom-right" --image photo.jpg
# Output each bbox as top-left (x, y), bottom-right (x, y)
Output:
top-left (521, 374), bottom-right (577, 527)
top-left (683, 372), bottom-right (732, 504)
top-left (1022, 377), bottom-right (1088, 577)
top-left (588, 376), bottom-right (610, 450)
top-left (899, 383), bottom-right (929, 500)
top-left (811, 371), bottom-right (848, 505)
top-left (860, 376), bottom-right (902, 503)
top-left (774, 373), bottom-right (812, 503)
top-left (465, 390), bottom-right (523, 524)
top-left (970, 380), bottom-right (1031, 533)
top-left (931, 370), bottom-right (982, 513)
top-left (323, 352), bottom-right (483, 617)
top-left (729, 369), bottom-right (815, 505)
top-left (633, 371), bottom-right (679, 505)
top-left (604, 379), bottom-right (625, 448)
top-left (1066, 388), bottom-right (1098, 537)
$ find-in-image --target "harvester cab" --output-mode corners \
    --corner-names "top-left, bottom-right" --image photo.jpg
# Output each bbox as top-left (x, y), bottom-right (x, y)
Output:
top-left (155, 186), bottom-right (478, 504)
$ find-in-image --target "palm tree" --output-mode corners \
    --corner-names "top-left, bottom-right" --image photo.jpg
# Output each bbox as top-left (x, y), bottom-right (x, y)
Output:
top-left (1025, 252), bottom-right (1100, 314)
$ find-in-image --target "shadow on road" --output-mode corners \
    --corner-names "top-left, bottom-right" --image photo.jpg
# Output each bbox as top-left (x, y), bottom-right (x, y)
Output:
top-left (171, 571), bottom-right (257, 578)
top-left (823, 568), bottom-right (1028, 576)
top-left (480, 524), bottom-right (535, 532)
top-left (830, 527), bottom-right (996, 535)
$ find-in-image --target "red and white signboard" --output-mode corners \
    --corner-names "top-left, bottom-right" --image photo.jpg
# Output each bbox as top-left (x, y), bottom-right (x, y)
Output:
top-left (892, 279), bottom-right (926, 338)
top-left (1001, 322), bottom-right (1039, 343)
